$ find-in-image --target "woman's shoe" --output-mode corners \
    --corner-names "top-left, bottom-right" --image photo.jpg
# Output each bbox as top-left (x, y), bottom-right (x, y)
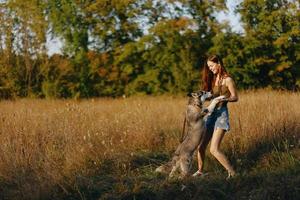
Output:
top-left (192, 170), bottom-right (208, 177)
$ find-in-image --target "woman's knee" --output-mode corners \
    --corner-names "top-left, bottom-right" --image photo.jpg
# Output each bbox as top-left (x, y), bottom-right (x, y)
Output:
top-left (209, 146), bottom-right (220, 157)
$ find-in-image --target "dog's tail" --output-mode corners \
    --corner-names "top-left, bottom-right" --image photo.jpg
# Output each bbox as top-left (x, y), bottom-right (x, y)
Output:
top-left (180, 115), bottom-right (187, 143)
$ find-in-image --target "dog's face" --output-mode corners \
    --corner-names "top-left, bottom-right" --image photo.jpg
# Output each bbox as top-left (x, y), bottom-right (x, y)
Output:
top-left (188, 91), bottom-right (212, 104)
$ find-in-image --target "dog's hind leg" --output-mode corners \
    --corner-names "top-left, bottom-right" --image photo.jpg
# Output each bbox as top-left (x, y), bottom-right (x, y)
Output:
top-left (169, 156), bottom-right (180, 178)
top-left (179, 155), bottom-right (192, 177)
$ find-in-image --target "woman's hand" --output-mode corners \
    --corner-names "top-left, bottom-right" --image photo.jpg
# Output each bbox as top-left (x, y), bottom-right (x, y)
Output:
top-left (206, 95), bottom-right (226, 113)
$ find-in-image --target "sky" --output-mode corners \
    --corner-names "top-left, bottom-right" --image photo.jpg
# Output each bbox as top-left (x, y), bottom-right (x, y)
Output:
top-left (216, 0), bottom-right (243, 33)
top-left (46, 0), bottom-right (243, 56)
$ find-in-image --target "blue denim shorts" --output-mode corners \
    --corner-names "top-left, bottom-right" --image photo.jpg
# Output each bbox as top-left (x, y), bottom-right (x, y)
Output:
top-left (204, 106), bottom-right (230, 133)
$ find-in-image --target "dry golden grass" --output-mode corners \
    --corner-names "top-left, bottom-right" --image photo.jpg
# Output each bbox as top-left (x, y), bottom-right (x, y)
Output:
top-left (0, 89), bottom-right (299, 199)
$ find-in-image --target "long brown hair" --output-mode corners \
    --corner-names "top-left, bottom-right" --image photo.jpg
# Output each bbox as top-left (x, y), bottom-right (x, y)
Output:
top-left (202, 55), bottom-right (229, 91)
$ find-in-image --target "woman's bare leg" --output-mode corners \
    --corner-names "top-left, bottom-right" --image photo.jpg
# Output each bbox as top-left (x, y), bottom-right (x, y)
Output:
top-left (196, 132), bottom-right (212, 172)
top-left (197, 144), bottom-right (206, 172)
top-left (209, 128), bottom-right (235, 175)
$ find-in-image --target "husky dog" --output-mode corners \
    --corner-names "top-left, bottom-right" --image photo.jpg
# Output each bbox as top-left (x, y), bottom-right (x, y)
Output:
top-left (155, 91), bottom-right (225, 178)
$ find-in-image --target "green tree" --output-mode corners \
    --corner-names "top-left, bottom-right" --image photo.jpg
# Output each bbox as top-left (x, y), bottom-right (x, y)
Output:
top-left (209, 0), bottom-right (299, 90)
top-left (237, 0), bottom-right (300, 89)
top-left (0, 0), bottom-right (47, 97)
top-left (113, 0), bottom-right (227, 95)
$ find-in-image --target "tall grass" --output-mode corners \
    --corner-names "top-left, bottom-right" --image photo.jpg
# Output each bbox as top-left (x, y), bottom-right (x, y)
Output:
top-left (0, 90), bottom-right (299, 199)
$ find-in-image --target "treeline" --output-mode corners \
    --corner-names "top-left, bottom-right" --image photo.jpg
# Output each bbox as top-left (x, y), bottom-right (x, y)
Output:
top-left (0, 0), bottom-right (299, 98)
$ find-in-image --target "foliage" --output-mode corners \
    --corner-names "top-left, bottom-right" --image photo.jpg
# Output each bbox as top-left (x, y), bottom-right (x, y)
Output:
top-left (0, 0), bottom-right (299, 98)
top-left (210, 0), bottom-right (300, 89)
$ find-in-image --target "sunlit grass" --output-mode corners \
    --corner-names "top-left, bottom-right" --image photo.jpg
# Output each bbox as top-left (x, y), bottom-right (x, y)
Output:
top-left (0, 89), bottom-right (299, 199)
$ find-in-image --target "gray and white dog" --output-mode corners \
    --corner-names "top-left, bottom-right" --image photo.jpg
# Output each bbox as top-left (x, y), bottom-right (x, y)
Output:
top-left (155, 91), bottom-right (225, 178)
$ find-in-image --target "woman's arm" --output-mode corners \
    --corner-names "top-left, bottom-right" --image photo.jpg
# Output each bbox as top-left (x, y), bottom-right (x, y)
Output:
top-left (221, 77), bottom-right (238, 102)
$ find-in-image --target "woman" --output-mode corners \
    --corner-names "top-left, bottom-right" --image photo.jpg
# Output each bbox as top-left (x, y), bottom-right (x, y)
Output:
top-left (193, 55), bottom-right (238, 179)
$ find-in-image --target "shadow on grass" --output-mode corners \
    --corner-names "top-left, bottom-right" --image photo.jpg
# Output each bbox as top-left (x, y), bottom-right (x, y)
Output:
top-left (3, 124), bottom-right (298, 200)
top-left (95, 164), bottom-right (300, 200)
top-left (231, 123), bottom-right (300, 173)
top-left (5, 145), bottom-right (295, 200)
top-left (129, 151), bottom-right (170, 169)
top-left (46, 151), bottom-right (171, 200)
top-left (55, 144), bottom-right (300, 200)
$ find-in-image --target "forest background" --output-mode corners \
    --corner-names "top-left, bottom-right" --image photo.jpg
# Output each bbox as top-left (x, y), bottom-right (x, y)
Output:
top-left (0, 1), bottom-right (299, 199)
top-left (0, 0), bottom-right (299, 99)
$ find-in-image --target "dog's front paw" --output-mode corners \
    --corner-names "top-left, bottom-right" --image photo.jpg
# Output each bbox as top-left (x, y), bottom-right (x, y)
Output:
top-left (213, 95), bottom-right (226, 103)
top-left (206, 95), bottom-right (226, 113)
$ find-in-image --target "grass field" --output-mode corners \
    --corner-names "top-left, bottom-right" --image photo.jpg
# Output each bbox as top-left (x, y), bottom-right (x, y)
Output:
top-left (0, 89), bottom-right (299, 200)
